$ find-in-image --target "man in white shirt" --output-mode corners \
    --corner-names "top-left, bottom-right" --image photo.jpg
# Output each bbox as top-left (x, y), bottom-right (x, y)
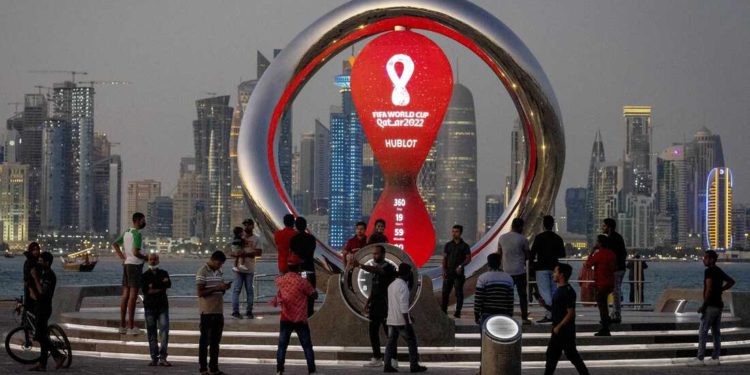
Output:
top-left (112, 212), bottom-right (148, 335)
top-left (497, 218), bottom-right (531, 324)
top-left (384, 263), bottom-right (427, 373)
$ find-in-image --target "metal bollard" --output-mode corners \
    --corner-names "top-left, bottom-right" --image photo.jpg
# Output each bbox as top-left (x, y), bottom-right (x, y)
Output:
top-left (481, 315), bottom-right (522, 375)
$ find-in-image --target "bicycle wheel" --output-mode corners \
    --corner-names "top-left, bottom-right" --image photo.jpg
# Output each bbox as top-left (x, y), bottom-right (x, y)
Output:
top-left (4, 326), bottom-right (41, 364)
top-left (48, 324), bottom-right (72, 368)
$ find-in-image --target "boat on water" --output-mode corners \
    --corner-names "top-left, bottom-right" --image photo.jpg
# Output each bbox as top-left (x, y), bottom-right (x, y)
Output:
top-left (3, 251), bottom-right (14, 258)
top-left (62, 248), bottom-right (98, 272)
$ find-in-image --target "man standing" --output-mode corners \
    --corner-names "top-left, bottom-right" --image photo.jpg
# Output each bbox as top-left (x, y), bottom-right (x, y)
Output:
top-left (343, 221), bottom-right (368, 268)
top-left (542, 263), bottom-right (589, 375)
top-left (274, 214), bottom-right (297, 274)
top-left (441, 225), bottom-right (471, 318)
top-left (474, 253), bottom-right (514, 326)
top-left (28, 252), bottom-right (66, 371)
top-left (22, 242), bottom-right (41, 313)
top-left (384, 263), bottom-right (427, 373)
top-left (141, 253), bottom-right (172, 367)
top-left (602, 218), bottom-right (626, 324)
top-left (368, 218), bottom-right (389, 245)
top-left (196, 251), bottom-right (231, 375)
top-left (531, 216), bottom-right (567, 324)
top-left (687, 250), bottom-right (735, 366)
top-left (232, 220), bottom-right (261, 319)
top-left (112, 212), bottom-right (148, 335)
top-left (290, 216), bottom-right (318, 317)
top-left (272, 258), bottom-right (317, 375)
top-left (584, 235), bottom-right (616, 336)
top-left (352, 245), bottom-right (397, 367)
top-left (498, 218), bottom-right (532, 324)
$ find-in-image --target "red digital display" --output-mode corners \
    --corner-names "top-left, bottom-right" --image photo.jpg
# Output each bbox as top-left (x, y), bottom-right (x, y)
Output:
top-left (351, 30), bottom-right (453, 267)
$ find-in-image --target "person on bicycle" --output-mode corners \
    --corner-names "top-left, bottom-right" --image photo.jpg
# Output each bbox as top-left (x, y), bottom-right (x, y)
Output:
top-left (29, 251), bottom-right (66, 371)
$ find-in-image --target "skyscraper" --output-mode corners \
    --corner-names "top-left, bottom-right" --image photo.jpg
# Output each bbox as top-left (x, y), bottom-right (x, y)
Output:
top-left (435, 83), bottom-right (478, 246)
top-left (17, 94), bottom-right (47, 237)
top-left (328, 57), bottom-right (363, 248)
top-left (593, 163), bottom-right (619, 237)
top-left (41, 117), bottom-right (74, 231)
top-left (705, 167), bottom-right (732, 250)
top-left (127, 179), bottom-right (161, 218)
top-left (173, 158), bottom-right (206, 239)
top-left (730, 204), bottom-right (747, 250)
top-left (312, 120), bottom-right (330, 214)
top-left (73, 85), bottom-right (95, 232)
top-left (108, 155), bottom-right (122, 237)
top-left (298, 133), bottom-right (315, 215)
top-left (51, 81), bottom-right (79, 229)
top-left (193, 96), bottom-right (233, 241)
top-left (623, 106), bottom-right (653, 196)
top-left (484, 194), bottom-right (503, 232)
top-left (147, 196), bottom-right (173, 238)
top-left (656, 145), bottom-right (688, 246)
top-left (92, 133), bottom-right (111, 235)
top-left (586, 130), bottom-right (606, 243)
top-left (0, 163), bottom-right (29, 248)
top-left (620, 194), bottom-right (655, 249)
top-left (687, 127), bottom-right (725, 238)
top-left (418, 144), bottom-right (438, 224)
top-left (565, 187), bottom-right (587, 235)
top-left (510, 118), bottom-right (525, 187)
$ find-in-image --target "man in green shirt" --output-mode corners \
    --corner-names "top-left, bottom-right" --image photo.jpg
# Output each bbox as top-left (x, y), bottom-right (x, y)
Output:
top-left (112, 212), bottom-right (148, 335)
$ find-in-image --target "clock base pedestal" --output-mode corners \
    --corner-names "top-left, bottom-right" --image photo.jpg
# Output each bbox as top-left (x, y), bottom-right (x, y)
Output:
top-left (309, 275), bottom-right (456, 347)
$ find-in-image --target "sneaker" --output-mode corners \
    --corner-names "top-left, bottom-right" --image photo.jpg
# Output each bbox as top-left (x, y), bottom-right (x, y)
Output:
top-left (384, 366), bottom-right (398, 373)
top-left (126, 327), bottom-right (140, 335)
top-left (118, 327), bottom-right (127, 334)
top-left (453, 312), bottom-right (461, 319)
top-left (410, 365), bottom-right (428, 373)
top-left (231, 312), bottom-right (243, 319)
top-left (594, 329), bottom-right (611, 337)
top-left (392, 359), bottom-right (399, 369)
top-left (705, 358), bottom-right (720, 366)
top-left (686, 357), bottom-right (704, 366)
top-left (159, 358), bottom-right (172, 367)
top-left (522, 318), bottom-right (533, 325)
top-left (537, 317), bottom-right (553, 324)
top-left (232, 266), bottom-right (239, 272)
top-left (245, 313), bottom-right (255, 319)
top-left (148, 360), bottom-right (158, 366)
top-left (364, 357), bottom-right (383, 367)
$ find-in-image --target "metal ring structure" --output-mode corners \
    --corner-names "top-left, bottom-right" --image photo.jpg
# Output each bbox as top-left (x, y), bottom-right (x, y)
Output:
top-left (238, 0), bottom-right (564, 296)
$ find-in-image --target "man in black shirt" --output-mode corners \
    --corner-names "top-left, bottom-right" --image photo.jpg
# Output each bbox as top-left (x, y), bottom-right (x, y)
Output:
top-left (141, 253), bottom-right (172, 366)
top-left (688, 250), bottom-right (735, 366)
top-left (352, 245), bottom-right (397, 367)
top-left (603, 218), bottom-right (626, 323)
top-left (542, 263), bottom-right (589, 375)
top-left (368, 218), bottom-right (389, 245)
top-left (29, 252), bottom-right (65, 371)
top-left (441, 225), bottom-right (472, 318)
top-left (23, 242), bottom-right (41, 313)
top-left (531, 216), bottom-right (566, 324)
top-left (290, 216), bottom-right (318, 317)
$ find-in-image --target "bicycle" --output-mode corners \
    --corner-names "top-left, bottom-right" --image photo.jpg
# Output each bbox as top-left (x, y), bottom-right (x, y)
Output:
top-left (4, 297), bottom-right (72, 368)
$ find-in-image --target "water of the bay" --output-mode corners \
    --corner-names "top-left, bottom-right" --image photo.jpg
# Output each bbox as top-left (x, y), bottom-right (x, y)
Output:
top-left (1, 256), bottom-right (747, 306)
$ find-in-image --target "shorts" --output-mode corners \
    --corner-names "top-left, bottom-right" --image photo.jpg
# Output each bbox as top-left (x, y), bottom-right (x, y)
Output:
top-left (122, 263), bottom-right (144, 288)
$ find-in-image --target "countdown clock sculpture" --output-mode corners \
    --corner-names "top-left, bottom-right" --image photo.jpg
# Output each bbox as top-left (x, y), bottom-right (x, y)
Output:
top-left (237, 0), bottom-right (565, 298)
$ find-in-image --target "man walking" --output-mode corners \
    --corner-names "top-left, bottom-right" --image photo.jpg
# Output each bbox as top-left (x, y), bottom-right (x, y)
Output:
top-left (584, 235), bottom-right (616, 336)
top-left (290, 216), bottom-right (318, 317)
top-left (474, 253), bottom-right (514, 326)
top-left (232, 220), bottom-right (261, 319)
top-left (441, 225), bottom-right (471, 318)
top-left (498, 218), bottom-right (531, 324)
top-left (272, 258), bottom-right (317, 374)
top-left (28, 252), bottom-right (66, 371)
top-left (112, 212), bottom-right (148, 335)
top-left (274, 214), bottom-right (297, 274)
top-left (384, 263), bottom-right (427, 373)
top-left (352, 245), bottom-right (397, 367)
top-left (141, 253), bottom-right (172, 367)
top-left (603, 218), bottom-right (627, 323)
top-left (687, 250), bottom-right (735, 366)
top-left (531, 216), bottom-right (566, 324)
top-left (196, 251), bottom-right (231, 375)
top-left (542, 263), bottom-right (589, 375)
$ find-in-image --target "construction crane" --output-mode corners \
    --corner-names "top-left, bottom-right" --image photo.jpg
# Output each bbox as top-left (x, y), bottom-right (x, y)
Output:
top-left (78, 80), bottom-right (132, 87)
top-left (28, 70), bottom-right (88, 83)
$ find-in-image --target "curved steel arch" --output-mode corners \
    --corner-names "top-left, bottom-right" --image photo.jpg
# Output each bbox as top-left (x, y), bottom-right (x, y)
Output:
top-left (237, 0), bottom-right (564, 295)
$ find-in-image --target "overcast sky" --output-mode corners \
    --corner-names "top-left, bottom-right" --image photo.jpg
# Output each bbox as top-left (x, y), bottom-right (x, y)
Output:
top-left (1, 0), bottom-right (749, 226)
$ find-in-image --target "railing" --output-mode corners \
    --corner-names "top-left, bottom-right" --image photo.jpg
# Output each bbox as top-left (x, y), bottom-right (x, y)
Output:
top-left (143, 272), bottom-right (279, 303)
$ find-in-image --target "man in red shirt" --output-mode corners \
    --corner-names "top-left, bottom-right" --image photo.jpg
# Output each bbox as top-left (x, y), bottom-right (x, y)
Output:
top-left (343, 221), bottom-right (368, 267)
top-left (584, 235), bottom-right (617, 336)
top-left (274, 214), bottom-right (296, 274)
top-left (272, 258), bottom-right (317, 374)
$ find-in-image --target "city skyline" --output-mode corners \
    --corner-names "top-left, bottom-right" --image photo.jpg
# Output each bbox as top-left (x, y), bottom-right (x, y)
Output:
top-left (1, 0), bottom-right (750, 239)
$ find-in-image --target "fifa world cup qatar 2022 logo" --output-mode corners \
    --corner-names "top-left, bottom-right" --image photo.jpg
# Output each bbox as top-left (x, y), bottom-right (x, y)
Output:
top-left (351, 30), bottom-right (453, 267)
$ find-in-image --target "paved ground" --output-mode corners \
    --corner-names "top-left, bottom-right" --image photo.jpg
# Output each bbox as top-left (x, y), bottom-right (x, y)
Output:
top-left (2, 301), bottom-right (749, 374)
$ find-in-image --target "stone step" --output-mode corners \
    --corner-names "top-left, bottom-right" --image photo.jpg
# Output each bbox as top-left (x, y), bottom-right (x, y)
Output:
top-left (60, 322), bottom-right (750, 348)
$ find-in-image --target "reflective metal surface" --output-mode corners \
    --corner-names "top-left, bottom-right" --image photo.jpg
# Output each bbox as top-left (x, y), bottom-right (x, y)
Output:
top-left (484, 315), bottom-right (521, 343)
top-left (237, 0), bottom-right (564, 296)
